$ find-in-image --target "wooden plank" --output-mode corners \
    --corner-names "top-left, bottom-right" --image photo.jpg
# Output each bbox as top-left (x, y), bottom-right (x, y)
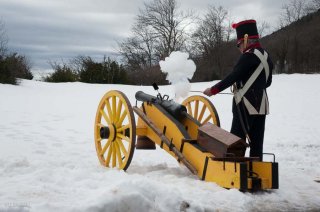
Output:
top-left (133, 106), bottom-right (198, 175)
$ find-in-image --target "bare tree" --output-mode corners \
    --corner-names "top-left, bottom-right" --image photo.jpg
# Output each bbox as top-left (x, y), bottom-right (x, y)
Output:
top-left (305, 0), bottom-right (320, 13)
top-left (279, 0), bottom-right (308, 28)
top-left (132, 23), bottom-right (157, 67)
top-left (119, 0), bottom-right (194, 73)
top-left (225, 18), bottom-right (233, 42)
top-left (119, 37), bottom-right (148, 70)
top-left (119, 23), bottom-right (157, 71)
top-left (312, 0), bottom-right (320, 8)
top-left (257, 21), bottom-right (270, 37)
top-left (192, 6), bottom-right (229, 57)
top-left (0, 19), bottom-right (8, 56)
top-left (137, 0), bottom-right (192, 58)
top-left (191, 6), bottom-right (230, 79)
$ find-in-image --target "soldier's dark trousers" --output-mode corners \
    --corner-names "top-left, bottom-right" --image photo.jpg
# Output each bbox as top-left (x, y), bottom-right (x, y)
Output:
top-left (231, 103), bottom-right (266, 161)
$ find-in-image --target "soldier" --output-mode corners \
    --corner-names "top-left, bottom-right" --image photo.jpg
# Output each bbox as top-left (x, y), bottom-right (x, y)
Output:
top-left (203, 20), bottom-right (273, 161)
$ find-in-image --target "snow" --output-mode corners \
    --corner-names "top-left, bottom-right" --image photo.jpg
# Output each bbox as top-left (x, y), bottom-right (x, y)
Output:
top-left (0, 74), bottom-right (320, 212)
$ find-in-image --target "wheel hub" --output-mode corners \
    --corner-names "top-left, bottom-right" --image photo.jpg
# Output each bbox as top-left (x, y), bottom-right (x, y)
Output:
top-left (100, 126), bottom-right (110, 139)
top-left (100, 124), bottom-right (117, 141)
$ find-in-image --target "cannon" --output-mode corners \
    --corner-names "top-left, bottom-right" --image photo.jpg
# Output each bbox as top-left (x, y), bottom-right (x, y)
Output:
top-left (94, 88), bottom-right (278, 191)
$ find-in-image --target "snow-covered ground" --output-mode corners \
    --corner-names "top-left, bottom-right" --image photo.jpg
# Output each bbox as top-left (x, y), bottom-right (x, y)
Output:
top-left (0, 74), bottom-right (320, 212)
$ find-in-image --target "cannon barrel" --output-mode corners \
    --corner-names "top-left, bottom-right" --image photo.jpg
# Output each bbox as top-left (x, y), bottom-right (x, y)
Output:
top-left (135, 91), bottom-right (187, 120)
top-left (135, 91), bottom-right (158, 103)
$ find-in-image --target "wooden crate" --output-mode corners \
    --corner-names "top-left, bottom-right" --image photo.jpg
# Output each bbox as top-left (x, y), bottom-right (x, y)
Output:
top-left (197, 123), bottom-right (248, 157)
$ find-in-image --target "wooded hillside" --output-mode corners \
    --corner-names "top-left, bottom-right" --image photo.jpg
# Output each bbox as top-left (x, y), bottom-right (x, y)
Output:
top-left (194, 9), bottom-right (320, 82)
top-left (261, 9), bottom-right (320, 74)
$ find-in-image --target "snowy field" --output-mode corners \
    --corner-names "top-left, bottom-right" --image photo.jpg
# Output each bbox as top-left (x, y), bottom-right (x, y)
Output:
top-left (0, 74), bottom-right (320, 212)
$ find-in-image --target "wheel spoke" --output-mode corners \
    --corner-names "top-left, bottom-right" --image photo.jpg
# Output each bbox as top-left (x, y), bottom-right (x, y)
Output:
top-left (117, 133), bottom-right (130, 142)
top-left (105, 99), bottom-right (113, 123)
top-left (112, 143), bottom-right (116, 168)
top-left (198, 104), bottom-right (206, 123)
top-left (117, 110), bottom-right (128, 126)
top-left (117, 138), bottom-right (128, 157)
top-left (187, 102), bottom-right (193, 117)
top-left (182, 95), bottom-right (220, 127)
top-left (105, 143), bottom-right (113, 166)
top-left (97, 123), bottom-right (106, 128)
top-left (194, 100), bottom-right (199, 120)
top-left (201, 114), bottom-right (212, 125)
top-left (116, 124), bottom-right (130, 133)
top-left (112, 96), bottom-right (117, 123)
top-left (115, 142), bottom-right (123, 167)
top-left (100, 110), bottom-right (111, 125)
top-left (100, 139), bottom-right (111, 156)
top-left (116, 99), bottom-right (123, 125)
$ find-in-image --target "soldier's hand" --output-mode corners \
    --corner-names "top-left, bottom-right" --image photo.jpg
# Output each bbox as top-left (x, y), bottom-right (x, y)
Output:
top-left (203, 88), bottom-right (213, 96)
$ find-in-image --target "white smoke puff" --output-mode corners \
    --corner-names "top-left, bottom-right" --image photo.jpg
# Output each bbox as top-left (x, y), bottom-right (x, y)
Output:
top-left (174, 80), bottom-right (191, 99)
top-left (159, 51), bottom-right (196, 100)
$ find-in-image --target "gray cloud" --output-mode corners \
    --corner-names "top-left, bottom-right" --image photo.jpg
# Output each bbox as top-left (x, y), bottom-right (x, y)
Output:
top-left (0, 0), bottom-right (292, 71)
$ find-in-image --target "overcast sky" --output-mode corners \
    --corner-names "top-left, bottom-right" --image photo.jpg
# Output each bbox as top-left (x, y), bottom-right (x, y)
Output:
top-left (0, 0), bottom-right (292, 71)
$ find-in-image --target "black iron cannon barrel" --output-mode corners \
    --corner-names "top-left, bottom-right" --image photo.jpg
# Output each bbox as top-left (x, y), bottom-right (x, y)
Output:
top-left (135, 91), bottom-right (158, 103)
top-left (135, 91), bottom-right (187, 120)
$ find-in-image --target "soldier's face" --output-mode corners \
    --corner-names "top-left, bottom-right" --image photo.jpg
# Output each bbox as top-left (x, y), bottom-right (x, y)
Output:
top-left (237, 41), bottom-right (244, 53)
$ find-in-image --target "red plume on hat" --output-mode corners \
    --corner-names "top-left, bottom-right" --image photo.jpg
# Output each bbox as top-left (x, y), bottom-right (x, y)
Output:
top-left (231, 23), bottom-right (237, 29)
top-left (232, 20), bottom-right (259, 41)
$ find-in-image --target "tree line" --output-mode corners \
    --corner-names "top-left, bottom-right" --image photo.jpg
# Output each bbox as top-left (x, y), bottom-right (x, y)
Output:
top-left (119, 0), bottom-right (320, 85)
top-left (44, 56), bottom-right (128, 84)
top-left (262, 10), bottom-right (320, 74)
top-left (1, 0), bottom-right (319, 85)
top-left (0, 20), bottom-right (33, 85)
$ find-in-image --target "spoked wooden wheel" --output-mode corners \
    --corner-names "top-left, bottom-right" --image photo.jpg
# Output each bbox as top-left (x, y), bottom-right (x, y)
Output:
top-left (94, 90), bottom-right (136, 170)
top-left (182, 95), bottom-right (220, 127)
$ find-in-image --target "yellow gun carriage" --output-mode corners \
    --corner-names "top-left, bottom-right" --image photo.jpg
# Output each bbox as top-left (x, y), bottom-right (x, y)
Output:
top-left (94, 88), bottom-right (278, 191)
